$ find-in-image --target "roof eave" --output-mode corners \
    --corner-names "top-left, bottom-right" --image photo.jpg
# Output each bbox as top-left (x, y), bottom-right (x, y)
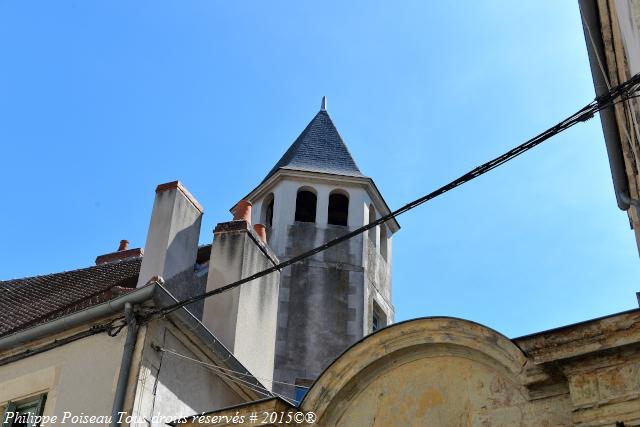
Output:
top-left (0, 282), bottom-right (157, 352)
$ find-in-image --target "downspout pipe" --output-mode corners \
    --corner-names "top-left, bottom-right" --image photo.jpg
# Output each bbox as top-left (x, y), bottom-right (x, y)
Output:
top-left (579, 0), bottom-right (631, 211)
top-left (619, 191), bottom-right (640, 219)
top-left (111, 302), bottom-right (139, 427)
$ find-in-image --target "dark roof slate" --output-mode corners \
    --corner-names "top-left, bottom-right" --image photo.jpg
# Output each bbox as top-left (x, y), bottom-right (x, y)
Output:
top-left (261, 110), bottom-right (365, 184)
top-left (0, 257), bottom-right (141, 337)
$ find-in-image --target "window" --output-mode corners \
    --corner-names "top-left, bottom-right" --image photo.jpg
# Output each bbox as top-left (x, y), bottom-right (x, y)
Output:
top-left (368, 204), bottom-right (376, 246)
top-left (372, 301), bottom-right (387, 332)
top-left (2, 394), bottom-right (47, 427)
top-left (262, 194), bottom-right (274, 228)
top-left (295, 190), bottom-right (316, 223)
top-left (294, 386), bottom-right (308, 404)
top-left (294, 378), bottom-right (312, 404)
top-left (328, 192), bottom-right (349, 226)
top-left (372, 310), bottom-right (380, 332)
top-left (380, 225), bottom-right (388, 261)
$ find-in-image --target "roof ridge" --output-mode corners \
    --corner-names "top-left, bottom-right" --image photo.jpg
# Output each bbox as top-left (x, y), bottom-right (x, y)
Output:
top-left (0, 256), bottom-right (142, 285)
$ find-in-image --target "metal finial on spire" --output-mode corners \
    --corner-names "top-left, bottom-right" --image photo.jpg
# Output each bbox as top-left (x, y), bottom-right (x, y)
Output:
top-left (321, 96), bottom-right (327, 111)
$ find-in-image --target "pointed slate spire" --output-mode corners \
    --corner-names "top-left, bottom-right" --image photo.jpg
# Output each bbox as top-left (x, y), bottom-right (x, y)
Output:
top-left (261, 103), bottom-right (364, 183)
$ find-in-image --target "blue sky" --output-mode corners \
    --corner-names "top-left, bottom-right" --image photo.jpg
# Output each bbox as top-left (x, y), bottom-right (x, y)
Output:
top-left (1, 1), bottom-right (638, 338)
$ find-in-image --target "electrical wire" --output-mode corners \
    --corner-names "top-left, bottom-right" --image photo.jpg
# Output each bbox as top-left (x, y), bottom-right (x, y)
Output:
top-left (158, 347), bottom-right (299, 402)
top-left (140, 72), bottom-right (640, 323)
top-left (581, 8), bottom-right (640, 169)
top-left (160, 347), bottom-right (307, 389)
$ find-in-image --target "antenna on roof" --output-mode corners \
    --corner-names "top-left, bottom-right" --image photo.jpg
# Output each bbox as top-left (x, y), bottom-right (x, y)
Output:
top-left (321, 96), bottom-right (327, 111)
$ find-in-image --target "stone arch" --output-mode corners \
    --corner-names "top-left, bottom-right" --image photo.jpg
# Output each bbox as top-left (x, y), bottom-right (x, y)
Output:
top-left (301, 317), bottom-right (532, 426)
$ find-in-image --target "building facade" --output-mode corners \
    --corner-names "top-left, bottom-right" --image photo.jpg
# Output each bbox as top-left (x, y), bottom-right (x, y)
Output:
top-left (580, 0), bottom-right (640, 254)
top-left (0, 99), bottom-right (402, 424)
top-left (0, 181), bottom-right (279, 426)
top-left (2, 96), bottom-right (640, 427)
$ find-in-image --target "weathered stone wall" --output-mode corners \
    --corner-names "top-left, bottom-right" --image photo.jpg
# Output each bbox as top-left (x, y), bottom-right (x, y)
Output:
top-left (363, 234), bottom-right (394, 335)
top-left (515, 309), bottom-right (640, 426)
top-left (273, 222), bottom-right (364, 398)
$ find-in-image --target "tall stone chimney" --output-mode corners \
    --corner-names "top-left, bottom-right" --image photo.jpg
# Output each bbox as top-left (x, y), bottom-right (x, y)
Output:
top-left (202, 209), bottom-right (280, 390)
top-left (137, 181), bottom-right (203, 288)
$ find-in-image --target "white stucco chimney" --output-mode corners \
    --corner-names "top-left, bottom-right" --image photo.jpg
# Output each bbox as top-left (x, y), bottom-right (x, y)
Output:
top-left (136, 181), bottom-right (203, 288)
top-left (202, 216), bottom-right (280, 390)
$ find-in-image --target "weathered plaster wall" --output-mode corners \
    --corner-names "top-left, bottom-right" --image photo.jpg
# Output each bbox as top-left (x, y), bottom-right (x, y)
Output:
top-left (137, 182), bottom-right (203, 288)
top-left (303, 318), bottom-right (573, 427)
top-left (130, 320), bottom-right (249, 426)
top-left (202, 221), bottom-right (280, 390)
top-left (326, 352), bottom-right (571, 426)
top-left (181, 312), bottom-right (640, 427)
top-left (515, 309), bottom-right (640, 426)
top-left (0, 326), bottom-right (126, 426)
top-left (614, 0), bottom-right (640, 74)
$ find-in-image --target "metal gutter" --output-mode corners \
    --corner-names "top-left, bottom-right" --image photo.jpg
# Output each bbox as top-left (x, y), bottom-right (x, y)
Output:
top-left (111, 303), bottom-right (139, 427)
top-left (0, 279), bottom-right (266, 402)
top-left (579, 0), bottom-right (631, 210)
top-left (0, 283), bottom-right (156, 352)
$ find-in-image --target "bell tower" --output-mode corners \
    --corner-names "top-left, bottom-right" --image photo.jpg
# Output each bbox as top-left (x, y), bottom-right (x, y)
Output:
top-left (244, 98), bottom-right (400, 399)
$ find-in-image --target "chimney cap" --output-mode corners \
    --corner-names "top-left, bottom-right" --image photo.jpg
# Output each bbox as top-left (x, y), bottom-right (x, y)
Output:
top-left (155, 180), bottom-right (204, 213)
top-left (232, 200), bottom-right (253, 223)
top-left (253, 223), bottom-right (267, 243)
top-left (118, 240), bottom-right (129, 251)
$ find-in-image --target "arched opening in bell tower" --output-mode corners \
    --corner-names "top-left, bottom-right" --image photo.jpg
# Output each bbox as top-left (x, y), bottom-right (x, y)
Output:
top-left (295, 188), bottom-right (317, 223)
top-left (380, 225), bottom-right (389, 261)
top-left (368, 204), bottom-right (376, 246)
top-left (328, 191), bottom-right (349, 226)
top-left (262, 193), bottom-right (274, 228)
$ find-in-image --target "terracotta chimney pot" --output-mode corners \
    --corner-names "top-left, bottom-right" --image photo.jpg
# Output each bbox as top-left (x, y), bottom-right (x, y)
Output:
top-left (118, 240), bottom-right (129, 251)
top-left (232, 200), bottom-right (252, 223)
top-left (253, 224), bottom-right (267, 243)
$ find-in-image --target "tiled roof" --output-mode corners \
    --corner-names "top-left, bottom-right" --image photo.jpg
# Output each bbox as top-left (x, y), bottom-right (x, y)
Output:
top-left (0, 257), bottom-right (141, 337)
top-left (261, 110), bottom-right (365, 184)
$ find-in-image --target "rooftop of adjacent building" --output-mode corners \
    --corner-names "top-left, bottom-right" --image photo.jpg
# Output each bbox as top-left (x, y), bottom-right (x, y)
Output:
top-left (0, 241), bottom-right (214, 337)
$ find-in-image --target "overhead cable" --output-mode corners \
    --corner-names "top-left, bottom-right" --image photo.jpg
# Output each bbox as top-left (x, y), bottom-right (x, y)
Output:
top-left (143, 72), bottom-right (640, 322)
